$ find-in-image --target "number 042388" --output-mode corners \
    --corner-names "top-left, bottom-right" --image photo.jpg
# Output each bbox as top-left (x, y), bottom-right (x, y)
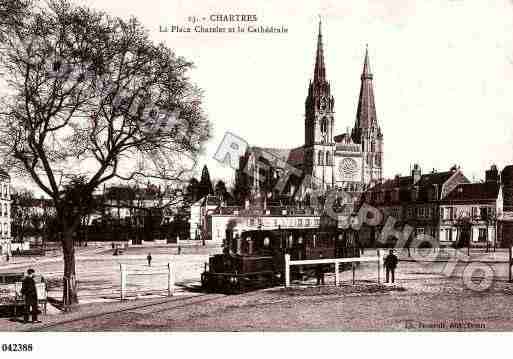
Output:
top-left (1, 344), bottom-right (33, 352)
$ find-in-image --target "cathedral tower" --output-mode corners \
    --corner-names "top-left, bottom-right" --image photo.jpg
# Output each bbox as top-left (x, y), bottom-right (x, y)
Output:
top-left (304, 20), bottom-right (335, 190)
top-left (351, 46), bottom-right (383, 185)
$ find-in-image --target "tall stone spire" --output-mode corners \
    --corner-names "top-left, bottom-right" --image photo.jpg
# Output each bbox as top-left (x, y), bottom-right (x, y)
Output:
top-left (304, 19), bottom-right (334, 147)
top-left (351, 45), bottom-right (383, 185)
top-left (361, 44), bottom-right (372, 80)
top-left (352, 45), bottom-right (380, 143)
top-left (313, 19), bottom-right (326, 84)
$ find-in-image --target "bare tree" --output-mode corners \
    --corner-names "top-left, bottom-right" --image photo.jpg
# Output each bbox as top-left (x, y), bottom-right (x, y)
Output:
top-left (0, 0), bottom-right (210, 305)
top-left (0, 0), bottom-right (31, 36)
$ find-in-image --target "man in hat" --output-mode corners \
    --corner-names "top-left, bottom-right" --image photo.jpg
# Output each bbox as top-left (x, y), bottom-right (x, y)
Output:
top-left (21, 268), bottom-right (41, 323)
top-left (384, 250), bottom-right (398, 284)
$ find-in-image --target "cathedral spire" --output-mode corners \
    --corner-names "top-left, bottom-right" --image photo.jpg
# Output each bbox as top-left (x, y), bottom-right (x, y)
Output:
top-left (353, 45), bottom-right (378, 140)
top-left (361, 44), bottom-right (372, 80)
top-left (313, 19), bottom-right (326, 84)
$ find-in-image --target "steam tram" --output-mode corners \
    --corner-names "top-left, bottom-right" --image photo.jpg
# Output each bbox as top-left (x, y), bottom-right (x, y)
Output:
top-left (201, 216), bottom-right (361, 293)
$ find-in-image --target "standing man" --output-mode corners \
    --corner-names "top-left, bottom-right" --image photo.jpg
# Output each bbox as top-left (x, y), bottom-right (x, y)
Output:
top-left (315, 253), bottom-right (325, 285)
top-left (21, 268), bottom-right (41, 324)
top-left (147, 252), bottom-right (152, 266)
top-left (384, 250), bottom-right (398, 284)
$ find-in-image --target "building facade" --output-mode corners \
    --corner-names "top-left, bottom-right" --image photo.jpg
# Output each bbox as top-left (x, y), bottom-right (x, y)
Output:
top-left (235, 21), bottom-right (383, 204)
top-left (361, 164), bottom-right (470, 245)
top-left (362, 164), bottom-right (513, 247)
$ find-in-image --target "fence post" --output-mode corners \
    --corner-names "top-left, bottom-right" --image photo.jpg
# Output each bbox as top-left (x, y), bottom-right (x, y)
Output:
top-left (120, 263), bottom-right (126, 301)
top-left (168, 262), bottom-right (175, 296)
top-left (335, 261), bottom-right (340, 286)
top-left (352, 262), bottom-right (355, 285)
top-left (377, 249), bottom-right (381, 284)
top-left (285, 254), bottom-right (290, 287)
top-left (509, 247), bottom-right (512, 283)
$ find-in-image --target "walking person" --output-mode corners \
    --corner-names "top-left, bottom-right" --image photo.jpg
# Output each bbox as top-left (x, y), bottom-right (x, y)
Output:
top-left (147, 252), bottom-right (152, 266)
top-left (384, 250), bottom-right (398, 284)
top-left (315, 253), bottom-right (325, 285)
top-left (21, 268), bottom-right (41, 324)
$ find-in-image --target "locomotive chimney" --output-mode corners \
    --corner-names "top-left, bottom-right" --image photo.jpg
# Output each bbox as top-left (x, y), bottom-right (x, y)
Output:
top-left (236, 236), bottom-right (241, 254)
top-left (248, 239), bottom-right (253, 255)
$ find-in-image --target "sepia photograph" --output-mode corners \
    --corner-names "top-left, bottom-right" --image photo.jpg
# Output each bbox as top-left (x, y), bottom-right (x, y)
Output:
top-left (0, 0), bottom-right (513, 356)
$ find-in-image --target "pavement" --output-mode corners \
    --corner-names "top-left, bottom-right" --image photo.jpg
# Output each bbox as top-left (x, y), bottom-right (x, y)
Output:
top-left (2, 246), bottom-right (513, 331)
top-left (5, 261), bottom-right (513, 331)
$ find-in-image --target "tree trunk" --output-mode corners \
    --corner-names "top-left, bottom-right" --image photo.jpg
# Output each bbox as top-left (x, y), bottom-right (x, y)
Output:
top-left (62, 228), bottom-right (78, 307)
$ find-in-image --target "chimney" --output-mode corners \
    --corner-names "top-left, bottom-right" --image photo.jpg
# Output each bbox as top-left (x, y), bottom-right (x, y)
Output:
top-left (412, 163), bottom-right (421, 184)
top-left (485, 164), bottom-right (499, 183)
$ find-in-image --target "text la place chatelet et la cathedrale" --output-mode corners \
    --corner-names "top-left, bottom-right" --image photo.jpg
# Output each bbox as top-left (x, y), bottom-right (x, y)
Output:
top-left (159, 14), bottom-right (288, 33)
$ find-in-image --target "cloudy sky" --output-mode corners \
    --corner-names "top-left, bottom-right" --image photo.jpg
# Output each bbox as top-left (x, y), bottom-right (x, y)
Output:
top-left (39, 0), bottom-right (513, 187)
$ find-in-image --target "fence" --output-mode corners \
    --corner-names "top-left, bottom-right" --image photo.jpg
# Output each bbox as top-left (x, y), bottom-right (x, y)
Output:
top-left (119, 263), bottom-right (175, 300)
top-left (284, 250), bottom-right (384, 287)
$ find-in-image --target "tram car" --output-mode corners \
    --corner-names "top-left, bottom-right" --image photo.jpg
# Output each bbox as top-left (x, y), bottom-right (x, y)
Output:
top-left (201, 217), bottom-right (361, 293)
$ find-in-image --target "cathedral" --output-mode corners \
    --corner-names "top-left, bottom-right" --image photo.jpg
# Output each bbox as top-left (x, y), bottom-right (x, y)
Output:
top-left (234, 21), bottom-right (383, 204)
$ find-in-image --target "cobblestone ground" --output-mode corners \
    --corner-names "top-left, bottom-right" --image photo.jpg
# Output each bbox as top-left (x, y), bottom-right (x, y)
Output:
top-left (1, 247), bottom-right (513, 331)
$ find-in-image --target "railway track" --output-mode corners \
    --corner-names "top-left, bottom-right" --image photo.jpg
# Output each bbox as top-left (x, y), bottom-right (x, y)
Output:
top-left (29, 293), bottom-right (226, 331)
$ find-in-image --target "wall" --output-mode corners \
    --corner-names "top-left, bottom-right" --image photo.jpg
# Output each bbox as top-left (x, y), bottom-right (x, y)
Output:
top-left (207, 214), bottom-right (321, 244)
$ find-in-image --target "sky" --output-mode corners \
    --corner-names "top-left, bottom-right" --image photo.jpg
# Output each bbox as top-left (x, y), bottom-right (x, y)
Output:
top-left (10, 0), bottom-right (513, 190)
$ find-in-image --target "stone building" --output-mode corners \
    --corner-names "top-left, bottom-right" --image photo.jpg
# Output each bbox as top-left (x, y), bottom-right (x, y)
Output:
top-left (362, 164), bottom-right (513, 248)
top-left (234, 21), bottom-right (383, 205)
top-left (438, 166), bottom-right (500, 246)
top-left (361, 164), bottom-right (469, 245)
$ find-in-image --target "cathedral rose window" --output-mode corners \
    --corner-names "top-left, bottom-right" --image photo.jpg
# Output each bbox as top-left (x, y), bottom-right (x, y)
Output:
top-left (339, 158), bottom-right (357, 178)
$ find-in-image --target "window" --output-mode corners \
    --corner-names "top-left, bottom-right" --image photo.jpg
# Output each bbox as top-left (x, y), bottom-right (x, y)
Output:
top-left (318, 151), bottom-right (324, 166)
top-left (325, 152), bottom-right (330, 166)
top-left (445, 228), bottom-right (453, 242)
top-left (443, 207), bottom-right (454, 220)
top-left (297, 219), bottom-right (302, 227)
top-left (407, 208), bottom-right (414, 218)
top-left (314, 218), bottom-right (320, 226)
top-left (478, 228), bottom-right (487, 242)
top-left (305, 219), bottom-right (310, 227)
top-left (320, 118), bottom-right (328, 135)
top-left (479, 207), bottom-right (495, 220)
top-left (263, 237), bottom-right (270, 247)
